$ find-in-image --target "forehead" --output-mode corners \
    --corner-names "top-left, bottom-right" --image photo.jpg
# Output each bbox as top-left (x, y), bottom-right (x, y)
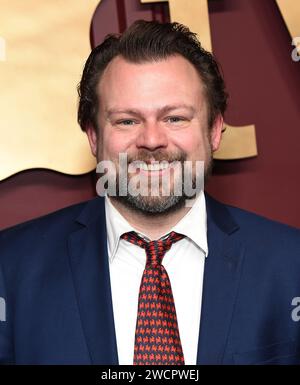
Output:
top-left (97, 55), bottom-right (205, 108)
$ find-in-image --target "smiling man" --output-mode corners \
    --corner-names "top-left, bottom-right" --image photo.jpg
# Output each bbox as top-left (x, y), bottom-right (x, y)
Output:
top-left (0, 20), bottom-right (300, 365)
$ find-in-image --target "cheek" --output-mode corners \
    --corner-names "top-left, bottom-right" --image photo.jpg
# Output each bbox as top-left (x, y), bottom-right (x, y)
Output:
top-left (171, 129), bottom-right (206, 158)
top-left (101, 129), bottom-right (133, 159)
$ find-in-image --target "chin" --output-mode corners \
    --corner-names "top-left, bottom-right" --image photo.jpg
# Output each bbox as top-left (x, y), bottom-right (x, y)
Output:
top-left (114, 193), bottom-right (193, 216)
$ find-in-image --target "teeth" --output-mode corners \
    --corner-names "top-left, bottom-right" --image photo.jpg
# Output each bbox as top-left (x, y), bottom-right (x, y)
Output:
top-left (137, 162), bottom-right (169, 171)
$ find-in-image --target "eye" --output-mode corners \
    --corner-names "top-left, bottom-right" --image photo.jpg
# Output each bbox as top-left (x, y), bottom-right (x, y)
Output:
top-left (166, 116), bottom-right (187, 123)
top-left (116, 119), bottom-right (136, 126)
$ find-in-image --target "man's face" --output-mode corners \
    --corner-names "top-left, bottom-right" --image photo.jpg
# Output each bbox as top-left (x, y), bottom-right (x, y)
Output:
top-left (87, 54), bottom-right (222, 214)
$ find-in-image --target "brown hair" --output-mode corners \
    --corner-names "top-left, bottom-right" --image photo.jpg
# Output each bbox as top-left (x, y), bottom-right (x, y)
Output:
top-left (77, 20), bottom-right (228, 131)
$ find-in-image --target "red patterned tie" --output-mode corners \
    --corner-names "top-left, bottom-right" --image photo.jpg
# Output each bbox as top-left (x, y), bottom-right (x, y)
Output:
top-left (121, 231), bottom-right (185, 365)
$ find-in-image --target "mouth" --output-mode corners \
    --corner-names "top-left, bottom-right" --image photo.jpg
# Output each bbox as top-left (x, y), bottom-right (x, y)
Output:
top-left (128, 160), bottom-right (181, 178)
top-left (135, 162), bottom-right (170, 172)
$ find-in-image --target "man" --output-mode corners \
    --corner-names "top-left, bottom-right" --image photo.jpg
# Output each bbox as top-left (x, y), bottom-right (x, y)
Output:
top-left (0, 20), bottom-right (300, 365)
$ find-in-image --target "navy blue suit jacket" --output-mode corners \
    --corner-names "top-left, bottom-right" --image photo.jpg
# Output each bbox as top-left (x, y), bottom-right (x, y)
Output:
top-left (0, 194), bottom-right (300, 364)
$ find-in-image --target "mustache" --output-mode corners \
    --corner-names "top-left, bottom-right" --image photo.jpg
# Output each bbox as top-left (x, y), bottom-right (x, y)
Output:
top-left (126, 149), bottom-right (187, 164)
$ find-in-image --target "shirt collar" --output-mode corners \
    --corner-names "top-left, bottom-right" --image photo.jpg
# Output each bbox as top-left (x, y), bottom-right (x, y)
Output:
top-left (105, 191), bottom-right (208, 263)
top-left (171, 191), bottom-right (208, 256)
top-left (105, 194), bottom-right (137, 263)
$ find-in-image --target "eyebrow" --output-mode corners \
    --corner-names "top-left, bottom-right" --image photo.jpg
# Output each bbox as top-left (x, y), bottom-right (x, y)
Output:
top-left (105, 104), bottom-right (196, 119)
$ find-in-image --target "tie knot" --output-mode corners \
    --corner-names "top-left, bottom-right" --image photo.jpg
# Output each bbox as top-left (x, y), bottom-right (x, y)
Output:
top-left (121, 231), bottom-right (185, 266)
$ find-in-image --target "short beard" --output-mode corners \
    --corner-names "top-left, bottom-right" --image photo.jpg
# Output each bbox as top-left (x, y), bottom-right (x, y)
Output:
top-left (108, 149), bottom-right (213, 216)
top-left (115, 188), bottom-right (187, 216)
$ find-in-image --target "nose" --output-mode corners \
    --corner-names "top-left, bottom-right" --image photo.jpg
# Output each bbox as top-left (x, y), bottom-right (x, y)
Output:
top-left (135, 121), bottom-right (168, 151)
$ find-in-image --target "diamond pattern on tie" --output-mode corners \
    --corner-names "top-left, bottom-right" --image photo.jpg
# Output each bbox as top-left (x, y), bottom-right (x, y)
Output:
top-left (121, 231), bottom-right (185, 365)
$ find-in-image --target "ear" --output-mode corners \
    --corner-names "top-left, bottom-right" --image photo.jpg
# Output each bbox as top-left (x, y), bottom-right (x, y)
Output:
top-left (210, 114), bottom-right (224, 152)
top-left (85, 126), bottom-right (98, 157)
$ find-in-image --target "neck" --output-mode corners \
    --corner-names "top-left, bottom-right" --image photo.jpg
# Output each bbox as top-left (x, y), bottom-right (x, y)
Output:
top-left (109, 197), bottom-right (192, 240)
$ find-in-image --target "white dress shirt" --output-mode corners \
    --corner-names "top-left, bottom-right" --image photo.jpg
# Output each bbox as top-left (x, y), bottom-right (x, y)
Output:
top-left (105, 192), bottom-right (208, 365)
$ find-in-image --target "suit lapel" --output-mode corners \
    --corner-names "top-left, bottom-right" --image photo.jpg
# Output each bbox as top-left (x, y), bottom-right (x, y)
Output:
top-left (196, 195), bottom-right (245, 364)
top-left (68, 197), bottom-right (119, 364)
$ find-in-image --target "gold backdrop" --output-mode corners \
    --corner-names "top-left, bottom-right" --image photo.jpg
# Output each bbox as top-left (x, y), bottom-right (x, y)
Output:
top-left (0, 0), bottom-right (99, 180)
